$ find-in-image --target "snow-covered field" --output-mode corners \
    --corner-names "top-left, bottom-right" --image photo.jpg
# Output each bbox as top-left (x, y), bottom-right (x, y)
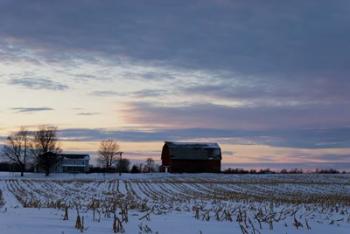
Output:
top-left (0, 172), bottom-right (349, 234)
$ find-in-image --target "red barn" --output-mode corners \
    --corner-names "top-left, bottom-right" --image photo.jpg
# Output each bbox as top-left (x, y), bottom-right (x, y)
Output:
top-left (161, 141), bottom-right (222, 173)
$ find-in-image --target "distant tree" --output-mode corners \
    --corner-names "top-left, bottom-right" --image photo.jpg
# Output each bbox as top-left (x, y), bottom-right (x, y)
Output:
top-left (88, 166), bottom-right (104, 173)
top-left (288, 168), bottom-right (303, 174)
top-left (144, 158), bottom-right (155, 173)
top-left (280, 169), bottom-right (288, 174)
top-left (97, 139), bottom-right (120, 170)
top-left (130, 165), bottom-right (141, 173)
top-left (138, 163), bottom-right (144, 172)
top-left (258, 168), bottom-right (275, 174)
top-left (116, 158), bottom-right (130, 173)
top-left (31, 125), bottom-right (62, 176)
top-left (249, 169), bottom-right (257, 174)
top-left (223, 168), bottom-right (249, 174)
top-left (37, 152), bottom-right (60, 176)
top-left (154, 164), bottom-right (161, 172)
top-left (2, 127), bottom-right (31, 176)
top-left (0, 162), bottom-right (11, 172)
top-left (315, 168), bottom-right (340, 174)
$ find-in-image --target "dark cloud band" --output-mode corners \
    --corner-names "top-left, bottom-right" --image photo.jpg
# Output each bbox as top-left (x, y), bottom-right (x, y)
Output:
top-left (8, 78), bottom-right (68, 91)
top-left (11, 107), bottom-right (54, 113)
top-left (58, 127), bottom-right (350, 149)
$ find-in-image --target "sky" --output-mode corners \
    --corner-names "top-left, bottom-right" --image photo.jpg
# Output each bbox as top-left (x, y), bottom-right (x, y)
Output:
top-left (1, 0), bottom-right (350, 170)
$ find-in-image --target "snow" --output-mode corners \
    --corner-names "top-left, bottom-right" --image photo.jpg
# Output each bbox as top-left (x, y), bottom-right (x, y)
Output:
top-left (0, 172), bottom-right (349, 234)
top-left (1, 208), bottom-right (349, 234)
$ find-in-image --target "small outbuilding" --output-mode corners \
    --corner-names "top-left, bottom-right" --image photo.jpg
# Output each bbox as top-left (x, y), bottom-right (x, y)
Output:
top-left (161, 141), bottom-right (222, 173)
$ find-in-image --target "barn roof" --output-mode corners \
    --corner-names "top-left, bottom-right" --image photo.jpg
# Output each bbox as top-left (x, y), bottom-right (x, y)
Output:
top-left (163, 141), bottom-right (221, 160)
top-left (166, 141), bottom-right (220, 148)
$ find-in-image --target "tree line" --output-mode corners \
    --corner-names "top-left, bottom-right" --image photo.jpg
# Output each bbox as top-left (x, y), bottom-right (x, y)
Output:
top-left (223, 168), bottom-right (348, 174)
top-left (2, 126), bottom-right (61, 176)
top-left (1, 126), bottom-right (159, 176)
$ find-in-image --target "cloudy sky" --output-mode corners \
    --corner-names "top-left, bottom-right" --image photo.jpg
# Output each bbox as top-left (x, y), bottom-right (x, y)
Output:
top-left (1, 0), bottom-right (350, 169)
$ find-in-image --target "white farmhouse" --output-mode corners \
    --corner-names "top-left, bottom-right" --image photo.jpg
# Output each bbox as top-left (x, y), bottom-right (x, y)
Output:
top-left (55, 154), bottom-right (90, 173)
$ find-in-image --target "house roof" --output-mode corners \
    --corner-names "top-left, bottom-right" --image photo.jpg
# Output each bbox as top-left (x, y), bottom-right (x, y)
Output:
top-left (163, 141), bottom-right (221, 160)
top-left (59, 154), bottom-right (90, 160)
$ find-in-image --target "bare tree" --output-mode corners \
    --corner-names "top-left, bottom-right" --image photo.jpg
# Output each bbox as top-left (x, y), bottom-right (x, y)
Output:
top-left (145, 158), bottom-right (155, 173)
top-left (2, 127), bottom-right (31, 177)
top-left (116, 158), bottom-right (130, 174)
top-left (130, 164), bottom-right (141, 173)
top-left (31, 125), bottom-right (62, 176)
top-left (37, 152), bottom-right (60, 176)
top-left (97, 139), bottom-right (120, 170)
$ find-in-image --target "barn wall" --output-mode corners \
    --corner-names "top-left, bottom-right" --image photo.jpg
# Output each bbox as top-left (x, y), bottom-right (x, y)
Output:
top-left (161, 144), bottom-right (172, 166)
top-left (170, 160), bottom-right (221, 173)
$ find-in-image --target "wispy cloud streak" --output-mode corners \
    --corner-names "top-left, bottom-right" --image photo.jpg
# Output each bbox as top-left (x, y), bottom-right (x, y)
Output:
top-left (11, 107), bottom-right (54, 113)
top-left (8, 78), bottom-right (68, 91)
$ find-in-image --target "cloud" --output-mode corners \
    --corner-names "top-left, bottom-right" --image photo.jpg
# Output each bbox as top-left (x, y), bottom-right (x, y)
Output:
top-left (0, 1), bottom-right (349, 120)
top-left (11, 107), bottom-right (54, 113)
top-left (73, 74), bottom-right (99, 81)
top-left (132, 89), bottom-right (168, 97)
top-left (77, 112), bottom-right (100, 116)
top-left (124, 102), bottom-right (350, 130)
top-left (180, 80), bottom-right (350, 106)
top-left (222, 151), bottom-right (234, 156)
top-left (89, 91), bottom-right (123, 97)
top-left (287, 153), bottom-right (350, 163)
top-left (58, 127), bottom-right (350, 149)
top-left (90, 89), bottom-right (167, 98)
top-left (121, 71), bottom-right (176, 81)
top-left (1, 0), bottom-right (349, 78)
top-left (8, 78), bottom-right (69, 91)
